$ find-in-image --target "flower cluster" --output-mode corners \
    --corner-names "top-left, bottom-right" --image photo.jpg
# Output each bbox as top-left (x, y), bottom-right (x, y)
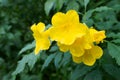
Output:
top-left (31, 10), bottom-right (106, 66)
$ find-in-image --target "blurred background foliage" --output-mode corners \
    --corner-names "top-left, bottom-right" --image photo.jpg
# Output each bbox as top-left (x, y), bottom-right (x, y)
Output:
top-left (0, 0), bottom-right (120, 80)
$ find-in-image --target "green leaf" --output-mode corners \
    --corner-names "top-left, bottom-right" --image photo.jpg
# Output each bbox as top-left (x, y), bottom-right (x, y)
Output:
top-left (54, 52), bottom-right (62, 69)
top-left (70, 64), bottom-right (94, 80)
top-left (107, 42), bottom-right (120, 65)
top-left (84, 0), bottom-right (90, 8)
top-left (60, 52), bottom-right (71, 67)
top-left (111, 39), bottom-right (120, 44)
top-left (107, 33), bottom-right (120, 39)
top-left (41, 53), bottom-right (56, 71)
top-left (82, 6), bottom-right (111, 22)
top-left (84, 70), bottom-right (102, 80)
top-left (18, 41), bottom-right (35, 55)
top-left (44, 0), bottom-right (56, 15)
top-left (102, 64), bottom-right (120, 80)
top-left (49, 45), bottom-right (58, 52)
top-left (12, 52), bottom-right (39, 75)
top-left (56, 0), bottom-right (65, 11)
top-left (0, 57), bottom-right (4, 66)
top-left (66, 0), bottom-right (79, 11)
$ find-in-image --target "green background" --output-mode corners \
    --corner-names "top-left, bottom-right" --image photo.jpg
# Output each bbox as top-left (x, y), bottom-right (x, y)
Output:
top-left (0, 0), bottom-right (120, 80)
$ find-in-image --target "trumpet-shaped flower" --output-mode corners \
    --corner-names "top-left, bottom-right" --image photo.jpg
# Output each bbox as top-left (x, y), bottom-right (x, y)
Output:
top-left (72, 45), bottom-right (103, 66)
top-left (57, 36), bottom-right (92, 57)
top-left (57, 23), bottom-right (92, 57)
top-left (89, 28), bottom-right (106, 43)
top-left (49, 10), bottom-right (87, 45)
top-left (31, 22), bottom-right (50, 54)
top-left (30, 9), bottom-right (106, 66)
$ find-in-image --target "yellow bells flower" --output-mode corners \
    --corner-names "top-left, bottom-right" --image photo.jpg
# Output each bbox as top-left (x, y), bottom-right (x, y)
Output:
top-left (72, 45), bottom-right (103, 66)
top-left (49, 10), bottom-right (87, 45)
top-left (57, 42), bottom-right (70, 52)
top-left (57, 23), bottom-right (92, 57)
top-left (31, 22), bottom-right (50, 54)
top-left (90, 28), bottom-right (106, 43)
top-left (57, 36), bottom-right (92, 57)
top-left (70, 36), bottom-right (92, 57)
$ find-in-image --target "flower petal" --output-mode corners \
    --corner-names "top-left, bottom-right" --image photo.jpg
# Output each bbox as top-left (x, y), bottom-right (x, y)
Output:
top-left (72, 56), bottom-right (82, 63)
top-left (66, 10), bottom-right (79, 23)
top-left (52, 12), bottom-right (66, 27)
top-left (82, 51), bottom-right (96, 66)
top-left (70, 48), bottom-right (84, 57)
top-left (94, 31), bottom-right (106, 43)
top-left (90, 46), bottom-right (103, 59)
top-left (31, 22), bottom-right (50, 54)
top-left (70, 38), bottom-right (85, 57)
top-left (49, 25), bottom-right (82, 45)
top-left (50, 10), bottom-right (88, 45)
top-left (31, 22), bottom-right (45, 33)
top-left (37, 22), bottom-right (45, 32)
top-left (89, 28), bottom-right (106, 43)
top-left (35, 35), bottom-right (50, 54)
top-left (49, 23), bottom-right (88, 45)
top-left (57, 42), bottom-right (69, 52)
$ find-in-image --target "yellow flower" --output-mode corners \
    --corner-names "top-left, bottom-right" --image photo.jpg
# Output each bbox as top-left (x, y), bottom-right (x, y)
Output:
top-left (57, 23), bottom-right (92, 57)
top-left (58, 37), bottom-right (92, 57)
top-left (90, 28), bottom-right (106, 43)
top-left (49, 10), bottom-right (87, 45)
top-left (31, 22), bottom-right (50, 54)
top-left (72, 45), bottom-right (103, 66)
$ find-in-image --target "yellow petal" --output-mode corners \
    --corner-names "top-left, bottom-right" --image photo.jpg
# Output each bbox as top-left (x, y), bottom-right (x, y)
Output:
top-left (31, 22), bottom-right (50, 54)
top-left (57, 42), bottom-right (69, 52)
top-left (52, 12), bottom-right (66, 27)
top-left (72, 56), bottom-right (82, 63)
top-left (69, 36), bottom-right (91, 57)
top-left (70, 48), bottom-right (84, 57)
top-left (49, 25), bottom-right (83, 45)
top-left (49, 23), bottom-right (88, 45)
top-left (89, 28), bottom-right (97, 42)
top-left (66, 10), bottom-right (79, 23)
top-left (31, 22), bottom-right (45, 33)
top-left (82, 51), bottom-right (96, 66)
top-left (35, 35), bottom-right (50, 54)
top-left (89, 28), bottom-right (106, 43)
top-left (89, 46), bottom-right (103, 59)
top-left (31, 24), bottom-right (36, 32)
top-left (50, 10), bottom-right (87, 45)
top-left (37, 22), bottom-right (45, 32)
top-left (94, 31), bottom-right (106, 43)
top-left (70, 38), bottom-right (85, 57)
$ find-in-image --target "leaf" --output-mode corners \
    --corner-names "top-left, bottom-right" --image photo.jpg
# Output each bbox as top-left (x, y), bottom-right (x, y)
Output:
top-left (102, 64), bottom-right (120, 80)
top-left (41, 53), bottom-right (56, 71)
top-left (27, 53), bottom-right (39, 70)
top-left (82, 6), bottom-right (111, 22)
top-left (0, 57), bottom-right (4, 65)
top-left (60, 52), bottom-right (71, 67)
top-left (66, 0), bottom-right (79, 11)
top-left (55, 0), bottom-right (65, 11)
top-left (70, 64), bottom-right (94, 80)
top-left (44, 0), bottom-right (56, 15)
top-left (12, 52), bottom-right (39, 75)
top-left (107, 32), bottom-right (120, 39)
top-left (18, 41), bottom-right (35, 55)
top-left (49, 45), bottom-right (58, 52)
top-left (54, 52), bottom-right (62, 69)
top-left (111, 39), bottom-right (120, 44)
top-left (84, 70), bottom-right (102, 80)
top-left (84, 0), bottom-right (90, 8)
top-left (107, 42), bottom-right (120, 65)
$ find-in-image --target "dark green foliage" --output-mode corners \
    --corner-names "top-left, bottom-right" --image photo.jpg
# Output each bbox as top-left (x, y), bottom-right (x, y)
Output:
top-left (0, 0), bottom-right (120, 80)
top-left (84, 70), bottom-right (102, 80)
